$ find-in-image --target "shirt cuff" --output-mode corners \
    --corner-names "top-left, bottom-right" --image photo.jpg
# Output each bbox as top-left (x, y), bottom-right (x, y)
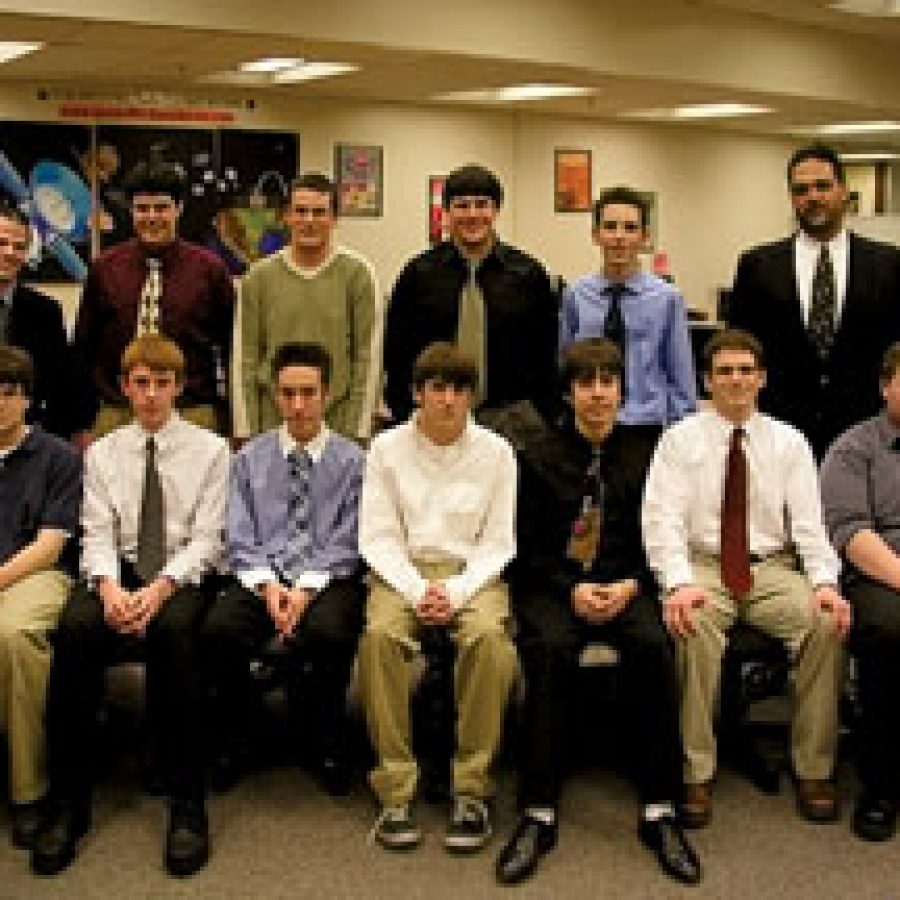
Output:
top-left (237, 567), bottom-right (279, 592)
top-left (661, 561), bottom-right (695, 594)
top-left (292, 570), bottom-right (331, 592)
top-left (441, 575), bottom-right (471, 611)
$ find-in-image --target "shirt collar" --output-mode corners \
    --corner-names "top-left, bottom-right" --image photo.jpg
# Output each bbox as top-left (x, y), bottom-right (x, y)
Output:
top-left (0, 424), bottom-right (32, 461)
top-left (599, 271), bottom-right (643, 294)
top-left (131, 411), bottom-right (181, 451)
top-left (704, 407), bottom-right (762, 442)
top-left (0, 281), bottom-right (15, 308)
top-left (278, 245), bottom-right (336, 278)
top-left (795, 227), bottom-right (848, 256)
top-left (278, 422), bottom-right (330, 463)
top-left (137, 238), bottom-right (180, 268)
top-left (876, 411), bottom-right (900, 451)
top-left (412, 414), bottom-right (472, 454)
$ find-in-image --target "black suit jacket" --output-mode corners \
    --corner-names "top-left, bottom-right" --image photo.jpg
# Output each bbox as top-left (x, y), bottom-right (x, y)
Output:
top-left (7, 283), bottom-right (95, 438)
top-left (728, 232), bottom-right (900, 458)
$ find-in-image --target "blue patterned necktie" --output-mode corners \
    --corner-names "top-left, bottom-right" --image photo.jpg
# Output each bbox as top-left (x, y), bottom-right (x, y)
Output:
top-left (283, 448), bottom-right (313, 581)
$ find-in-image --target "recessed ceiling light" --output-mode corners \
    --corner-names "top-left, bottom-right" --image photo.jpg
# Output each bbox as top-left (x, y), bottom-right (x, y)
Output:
top-left (840, 151), bottom-right (900, 160)
top-left (830, 0), bottom-right (900, 16)
top-left (240, 57), bottom-right (304, 73)
top-left (275, 62), bottom-right (358, 83)
top-left (0, 42), bottom-right (42, 65)
top-left (620, 103), bottom-right (771, 120)
top-left (817, 121), bottom-right (900, 134)
top-left (436, 84), bottom-right (594, 102)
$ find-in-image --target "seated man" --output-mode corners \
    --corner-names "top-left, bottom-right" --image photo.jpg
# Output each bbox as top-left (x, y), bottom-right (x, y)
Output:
top-left (0, 346), bottom-right (80, 849)
top-left (821, 341), bottom-right (900, 841)
top-left (31, 335), bottom-right (230, 879)
top-left (358, 342), bottom-right (517, 852)
top-left (204, 342), bottom-right (364, 795)
top-left (642, 328), bottom-right (850, 829)
top-left (496, 339), bottom-right (701, 886)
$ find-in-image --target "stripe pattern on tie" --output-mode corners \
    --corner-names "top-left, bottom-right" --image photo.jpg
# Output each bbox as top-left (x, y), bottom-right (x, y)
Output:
top-left (283, 448), bottom-right (313, 581)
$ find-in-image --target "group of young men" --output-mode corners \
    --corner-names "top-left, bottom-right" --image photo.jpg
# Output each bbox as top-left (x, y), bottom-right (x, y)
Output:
top-left (1, 139), bottom-right (900, 887)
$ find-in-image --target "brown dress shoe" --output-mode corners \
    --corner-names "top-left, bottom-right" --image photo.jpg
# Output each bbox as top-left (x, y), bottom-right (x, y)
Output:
top-left (795, 779), bottom-right (840, 823)
top-left (681, 782), bottom-right (712, 829)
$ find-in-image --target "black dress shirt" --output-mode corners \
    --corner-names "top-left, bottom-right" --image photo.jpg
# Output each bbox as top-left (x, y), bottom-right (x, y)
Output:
top-left (383, 239), bottom-right (558, 422)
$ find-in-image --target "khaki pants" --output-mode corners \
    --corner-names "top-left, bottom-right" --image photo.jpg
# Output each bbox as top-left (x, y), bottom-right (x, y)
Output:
top-left (0, 569), bottom-right (69, 803)
top-left (679, 554), bottom-right (843, 784)
top-left (358, 562), bottom-right (516, 808)
top-left (92, 404), bottom-right (219, 438)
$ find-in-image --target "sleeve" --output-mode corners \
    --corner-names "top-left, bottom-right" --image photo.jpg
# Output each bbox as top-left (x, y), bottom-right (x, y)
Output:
top-left (663, 289), bottom-right (698, 422)
top-left (40, 444), bottom-right (82, 536)
top-left (559, 284), bottom-right (579, 358)
top-left (72, 264), bottom-right (101, 372)
top-left (527, 264), bottom-right (560, 420)
top-left (80, 443), bottom-right (121, 583)
top-left (239, 267), bottom-right (263, 435)
top-left (443, 442), bottom-right (517, 608)
top-left (820, 433), bottom-right (873, 556)
top-left (162, 441), bottom-right (230, 585)
top-left (640, 431), bottom-right (695, 592)
top-left (210, 259), bottom-right (237, 419)
top-left (359, 440), bottom-right (428, 605)
top-left (383, 262), bottom-right (417, 423)
top-left (784, 434), bottom-right (841, 585)
top-left (727, 250), bottom-right (758, 334)
top-left (347, 262), bottom-right (385, 439)
top-left (227, 449), bottom-right (278, 586)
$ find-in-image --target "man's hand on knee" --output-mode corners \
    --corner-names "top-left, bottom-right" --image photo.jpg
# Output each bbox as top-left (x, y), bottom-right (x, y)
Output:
top-left (663, 585), bottom-right (709, 638)
top-left (811, 584), bottom-right (852, 639)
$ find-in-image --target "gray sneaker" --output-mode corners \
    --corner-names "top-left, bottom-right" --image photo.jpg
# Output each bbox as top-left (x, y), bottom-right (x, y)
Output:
top-left (445, 795), bottom-right (492, 853)
top-left (370, 806), bottom-right (421, 851)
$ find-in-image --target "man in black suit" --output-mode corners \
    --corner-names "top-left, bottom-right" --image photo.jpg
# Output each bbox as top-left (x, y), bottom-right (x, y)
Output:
top-left (728, 143), bottom-right (900, 459)
top-left (0, 204), bottom-right (93, 443)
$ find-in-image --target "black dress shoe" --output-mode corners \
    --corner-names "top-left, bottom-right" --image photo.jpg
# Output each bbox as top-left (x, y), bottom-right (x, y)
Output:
top-left (638, 815), bottom-right (703, 885)
top-left (495, 815), bottom-right (557, 885)
top-left (30, 803), bottom-right (91, 877)
top-left (853, 794), bottom-right (897, 842)
top-left (10, 797), bottom-right (47, 850)
top-left (165, 799), bottom-right (210, 878)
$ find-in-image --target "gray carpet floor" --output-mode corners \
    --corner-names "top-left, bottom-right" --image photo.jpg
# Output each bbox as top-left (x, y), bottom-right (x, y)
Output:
top-left (0, 760), bottom-right (898, 900)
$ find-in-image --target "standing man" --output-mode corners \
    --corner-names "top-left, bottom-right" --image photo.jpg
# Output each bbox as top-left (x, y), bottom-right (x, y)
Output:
top-left (0, 203), bottom-right (93, 441)
top-left (239, 172), bottom-right (384, 441)
top-left (0, 345), bottom-right (80, 849)
top-left (559, 186), bottom-right (696, 427)
top-left (204, 342), bottom-right (364, 796)
top-left (495, 339), bottom-right (700, 886)
top-left (384, 164), bottom-right (558, 423)
top-left (642, 329), bottom-right (850, 829)
top-left (31, 335), bottom-right (230, 879)
top-left (359, 342), bottom-right (517, 852)
top-left (728, 143), bottom-right (900, 458)
top-left (821, 341), bottom-right (900, 842)
top-left (74, 161), bottom-right (236, 436)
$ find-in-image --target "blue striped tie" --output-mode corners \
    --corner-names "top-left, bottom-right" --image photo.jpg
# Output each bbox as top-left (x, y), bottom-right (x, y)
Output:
top-left (284, 449), bottom-right (313, 581)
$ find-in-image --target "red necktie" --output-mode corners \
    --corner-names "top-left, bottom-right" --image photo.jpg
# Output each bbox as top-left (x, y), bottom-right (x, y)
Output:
top-left (721, 428), bottom-right (753, 597)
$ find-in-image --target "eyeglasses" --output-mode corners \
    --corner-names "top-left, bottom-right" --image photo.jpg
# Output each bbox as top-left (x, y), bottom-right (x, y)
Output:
top-left (789, 179), bottom-right (838, 197)
top-left (712, 364), bottom-right (758, 377)
top-left (0, 384), bottom-right (25, 398)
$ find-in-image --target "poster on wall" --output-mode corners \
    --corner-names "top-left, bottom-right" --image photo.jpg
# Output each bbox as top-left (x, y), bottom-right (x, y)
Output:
top-left (0, 121), bottom-right (298, 280)
top-left (334, 143), bottom-right (383, 217)
top-left (428, 176), bottom-right (445, 245)
top-left (554, 148), bottom-right (592, 213)
top-left (0, 121), bottom-right (95, 281)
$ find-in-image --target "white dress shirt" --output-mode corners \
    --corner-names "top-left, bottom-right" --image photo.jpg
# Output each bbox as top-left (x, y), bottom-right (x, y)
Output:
top-left (82, 412), bottom-right (230, 586)
top-left (360, 415), bottom-right (517, 609)
top-left (641, 408), bottom-right (839, 592)
top-left (795, 228), bottom-right (848, 327)
top-left (235, 423), bottom-right (333, 594)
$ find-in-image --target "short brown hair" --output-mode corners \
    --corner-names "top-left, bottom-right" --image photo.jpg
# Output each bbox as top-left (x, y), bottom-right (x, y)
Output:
top-left (288, 172), bottom-right (339, 216)
top-left (880, 342), bottom-right (900, 385)
top-left (120, 335), bottom-right (186, 382)
top-left (0, 343), bottom-right (33, 395)
top-left (703, 328), bottom-right (765, 374)
top-left (412, 342), bottom-right (478, 391)
top-left (560, 338), bottom-right (622, 391)
top-left (593, 186), bottom-right (647, 231)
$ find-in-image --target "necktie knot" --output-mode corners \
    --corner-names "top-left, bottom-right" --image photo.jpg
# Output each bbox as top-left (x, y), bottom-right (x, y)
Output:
top-left (288, 448), bottom-right (311, 474)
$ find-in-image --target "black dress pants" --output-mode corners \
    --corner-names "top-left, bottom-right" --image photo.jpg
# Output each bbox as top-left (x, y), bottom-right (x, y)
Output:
top-left (46, 577), bottom-right (210, 807)
top-left (846, 573), bottom-right (900, 803)
top-left (202, 577), bottom-right (362, 759)
top-left (514, 590), bottom-right (682, 810)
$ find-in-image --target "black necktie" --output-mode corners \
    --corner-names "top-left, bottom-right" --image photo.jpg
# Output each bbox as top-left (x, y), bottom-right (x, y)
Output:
top-left (136, 437), bottom-right (165, 582)
top-left (605, 283), bottom-right (626, 349)
top-left (809, 245), bottom-right (836, 360)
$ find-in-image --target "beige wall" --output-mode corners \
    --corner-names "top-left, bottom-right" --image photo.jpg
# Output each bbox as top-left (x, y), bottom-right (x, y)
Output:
top-left (1, 86), bottom-right (799, 319)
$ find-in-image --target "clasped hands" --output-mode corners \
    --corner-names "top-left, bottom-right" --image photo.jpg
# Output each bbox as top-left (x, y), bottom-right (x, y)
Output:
top-left (570, 579), bottom-right (638, 624)
top-left (99, 576), bottom-right (175, 635)
top-left (415, 581), bottom-right (455, 626)
top-left (663, 583), bottom-right (852, 639)
top-left (260, 582), bottom-right (312, 639)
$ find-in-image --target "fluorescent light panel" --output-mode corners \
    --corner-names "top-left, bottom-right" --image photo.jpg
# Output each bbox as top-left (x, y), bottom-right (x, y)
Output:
top-left (0, 42), bottom-right (42, 65)
top-left (830, 1), bottom-right (900, 16)
top-left (436, 83), bottom-right (594, 102)
top-left (275, 62), bottom-right (357, 83)
top-left (621, 102), bottom-right (771, 120)
top-left (841, 152), bottom-right (900, 161)
top-left (817, 121), bottom-right (900, 134)
top-left (240, 57), bottom-right (304, 73)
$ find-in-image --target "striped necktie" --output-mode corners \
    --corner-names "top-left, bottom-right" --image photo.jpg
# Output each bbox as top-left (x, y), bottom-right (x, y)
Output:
top-left (283, 448), bottom-right (313, 581)
top-left (136, 257), bottom-right (162, 337)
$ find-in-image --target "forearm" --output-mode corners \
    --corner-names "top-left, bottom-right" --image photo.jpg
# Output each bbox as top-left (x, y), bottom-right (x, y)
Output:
top-left (0, 531), bottom-right (65, 591)
top-left (846, 529), bottom-right (900, 592)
